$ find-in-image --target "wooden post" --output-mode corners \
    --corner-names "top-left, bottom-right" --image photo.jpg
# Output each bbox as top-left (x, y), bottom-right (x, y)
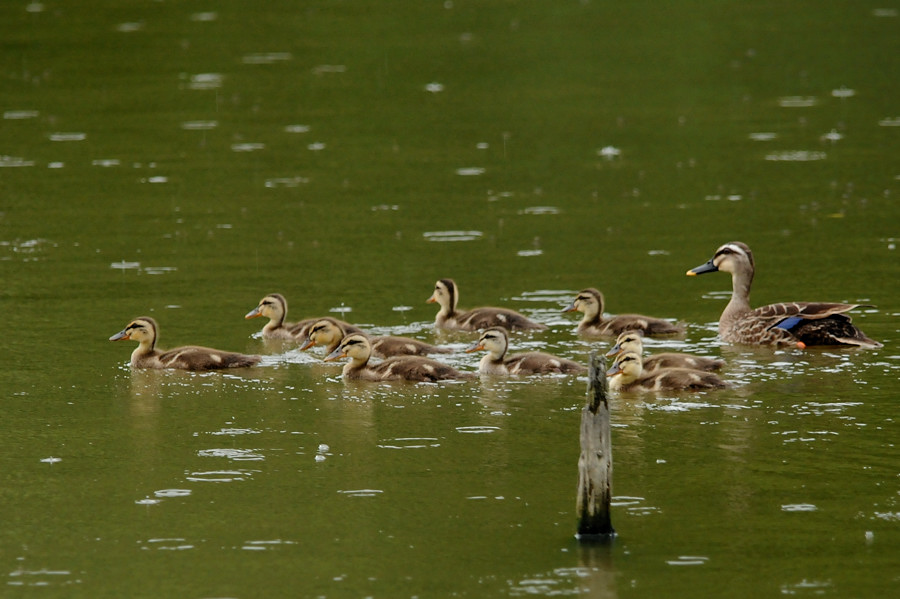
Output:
top-left (576, 351), bottom-right (615, 539)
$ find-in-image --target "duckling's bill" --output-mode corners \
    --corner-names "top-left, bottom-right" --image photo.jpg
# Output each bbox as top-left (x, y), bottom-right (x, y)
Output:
top-left (109, 328), bottom-right (131, 341)
top-left (324, 348), bottom-right (346, 362)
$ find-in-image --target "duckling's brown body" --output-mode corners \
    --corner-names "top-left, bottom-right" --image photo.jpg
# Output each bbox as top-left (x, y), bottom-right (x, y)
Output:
top-left (245, 293), bottom-right (361, 340)
top-left (565, 288), bottom-right (683, 337)
top-left (110, 317), bottom-right (260, 370)
top-left (325, 334), bottom-right (473, 382)
top-left (607, 352), bottom-right (727, 392)
top-left (302, 319), bottom-right (450, 358)
top-left (466, 327), bottom-right (586, 376)
top-left (687, 242), bottom-right (882, 348)
top-left (606, 331), bottom-right (724, 374)
top-left (428, 279), bottom-right (547, 331)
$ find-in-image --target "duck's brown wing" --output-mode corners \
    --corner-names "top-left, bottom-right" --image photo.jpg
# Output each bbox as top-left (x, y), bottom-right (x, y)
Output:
top-left (608, 314), bottom-right (684, 337)
top-left (158, 345), bottom-right (261, 370)
top-left (643, 353), bottom-right (724, 373)
top-left (458, 308), bottom-right (547, 331)
top-left (763, 304), bottom-right (882, 348)
top-left (506, 352), bottom-right (586, 375)
top-left (642, 368), bottom-right (727, 391)
top-left (371, 336), bottom-right (450, 357)
top-left (756, 302), bottom-right (881, 348)
top-left (373, 356), bottom-right (472, 381)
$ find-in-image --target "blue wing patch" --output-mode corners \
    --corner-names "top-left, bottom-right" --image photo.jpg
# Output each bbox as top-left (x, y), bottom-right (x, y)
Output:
top-left (770, 316), bottom-right (804, 331)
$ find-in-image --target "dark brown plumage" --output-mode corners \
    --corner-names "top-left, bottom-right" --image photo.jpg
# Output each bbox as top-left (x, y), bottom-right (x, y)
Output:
top-left (687, 242), bottom-right (881, 348)
top-left (605, 331), bottom-right (724, 374)
top-left (324, 333), bottom-right (473, 382)
top-left (465, 326), bottom-right (585, 375)
top-left (110, 317), bottom-right (260, 370)
top-left (427, 279), bottom-right (547, 331)
top-left (301, 318), bottom-right (450, 358)
top-left (244, 293), bottom-right (361, 340)
top-left (564, 288), bottom-right (683, 337)
top-left (606, 352), bottom-right (727, 392)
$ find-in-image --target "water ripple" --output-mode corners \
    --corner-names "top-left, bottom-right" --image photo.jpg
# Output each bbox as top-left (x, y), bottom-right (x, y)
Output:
top-left (423, 230), bottom-right (483, 242)
top-left (186, 470), bottom-right (256, 483)
top-left (377, 437), bottom-right (441, 449)
top-left (197, 448), bottom-right (265, 461)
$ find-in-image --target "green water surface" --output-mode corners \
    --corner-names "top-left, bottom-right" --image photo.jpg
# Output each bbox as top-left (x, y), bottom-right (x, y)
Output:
top-left (1, 1), bottom-right (898, 597)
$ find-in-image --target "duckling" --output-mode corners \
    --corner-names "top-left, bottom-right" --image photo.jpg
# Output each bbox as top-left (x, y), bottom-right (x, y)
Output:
top-left (109, 317), bottom-right (260, 370)
top-left (324, 333), bottom-right (473, 382)
top-left (244, 293), bottom-right (361, 340)
top-left (606, 351), bottom-right (727, 392)
top-left (301, 318), bottom-right (451, 358)
top-left (605, 331), bottom-right (724, 374)
top-left (465, 326), bottom-right (586, 375)
top-left (427, 278), bottom-right (547, 331)
top-left (564, 288), bottom-right (683, 337)
top-left (687, 242), bottom-right (882, 348)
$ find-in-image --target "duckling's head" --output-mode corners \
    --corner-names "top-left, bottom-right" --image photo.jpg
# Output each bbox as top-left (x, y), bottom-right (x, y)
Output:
top-left (564, 288), bottom-right (604, 319)
top-left (427, 279), bottom-right (458, 311)
top-left (687, 242), bottom-right (754, 280)
top-left (605, 330), bottom-right (644, 359)
top-left (324, 333), bottom-right (372, 363)
top-left (465, 326), bottom-right (509, 360)
top-left (302, 318), bottom-right (344, 350)
top-left (245, 293), bottom-right (288, 323)
top-left (109, 317), bottom-right (158, 349)
top-left (606, 351), bottom-right (643, 383)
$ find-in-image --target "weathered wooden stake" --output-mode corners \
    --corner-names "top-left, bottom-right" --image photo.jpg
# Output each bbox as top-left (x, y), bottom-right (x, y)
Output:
top-left (576, 351), bottom-right (615, 539)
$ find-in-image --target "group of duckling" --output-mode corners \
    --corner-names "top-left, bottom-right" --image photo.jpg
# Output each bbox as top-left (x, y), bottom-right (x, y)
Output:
top-left (110, 242), bottom-right (882, 391)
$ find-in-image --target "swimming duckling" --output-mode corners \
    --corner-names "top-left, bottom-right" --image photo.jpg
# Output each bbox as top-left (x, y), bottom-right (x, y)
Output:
top-left (427, 278), bottom-right (547, 331)
top-left (465, 326), bottom-right (586, 375)
top-left (244, 293), bottom-right (361, 340)
top-left (605, 351), bottom-right (727, 392)
top-left (324, 333), bottom-right (473, 382)
top-left (110, 317), bottom-right (260, 370)
top-left (606, 331), bottom-right (724, 374)
top-left (687, 242), bottom-right (882, 348)
top-left (301, 318), bottom-right (451, 358)
top-left (564, 288), bottom-right (684, 337)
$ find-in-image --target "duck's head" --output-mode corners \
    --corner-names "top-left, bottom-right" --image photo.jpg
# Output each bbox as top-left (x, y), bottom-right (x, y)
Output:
top-left (302, 318), bottom-right (344, 351)
top-left (564, 288), bottom-right (603, 318)
top-left (324, 333), bottom-right (371, 363)
top-left (606, 330), bottom-right (643, 359)
top-left (427, 278), bottom-right (458, 311)
top-left (110, 317), bottom-right (158, 348)
top-left (465, 326), bottom-right (509, 359)
top-left (245, 293), bottom-right (287, 322)
top-left (687, 242), bottom-right (754, 278)
top-left (606, 351), bottom-right (643, 382)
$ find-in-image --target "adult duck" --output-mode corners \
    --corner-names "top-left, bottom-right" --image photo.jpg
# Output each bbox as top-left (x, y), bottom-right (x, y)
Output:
top-left (427, 279), bottom-right (547, 331)
top-left (465, 326), bottom-right (585, 375)
top-left (110, 317), bottom-right (260, 370)
top-left (564, 288), bottom-right (683, 337)
top-left (687, 242), bottom-right (881, 348)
